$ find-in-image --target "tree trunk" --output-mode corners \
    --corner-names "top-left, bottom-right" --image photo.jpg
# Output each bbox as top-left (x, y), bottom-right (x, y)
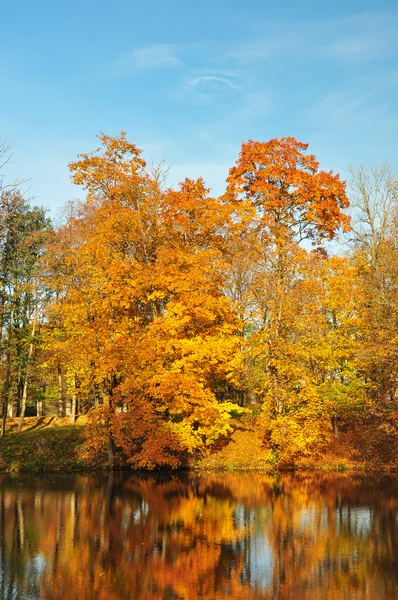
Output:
top-left (36, 397), bottom-right (43, 417)
top-left (17, 375), bottom-right (24, 417)
top-left (107, 436), bottom-right (115, 468)
top-left (71, 393), bottom-right (77, 423)
top-left (57, 365), bottom-right (65, 417)
top-left (0, 372), bottom-right (9, 437)
top-left (18, 314), bottom-right (37, 433)
top-left (1, 401), bottom-right (7, 438)
top-left (17, 380), bottom-right (29, 433)
top-left (1, 308), bottom-right (14, 437)
top-left (107, 389), bottom-right (116, 468)
top-left (331, 416), bottom-right (339, 438)
top-left (71, 376), bottom-right (78, 423)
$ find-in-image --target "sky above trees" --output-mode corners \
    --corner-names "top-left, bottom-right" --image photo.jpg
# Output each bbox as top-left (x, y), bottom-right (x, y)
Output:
top-left (1, 0), bottom-right (397, 214)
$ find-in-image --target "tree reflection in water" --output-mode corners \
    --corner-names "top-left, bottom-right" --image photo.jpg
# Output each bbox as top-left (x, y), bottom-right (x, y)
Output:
top-left (0, 472), bottom-right (397, 599)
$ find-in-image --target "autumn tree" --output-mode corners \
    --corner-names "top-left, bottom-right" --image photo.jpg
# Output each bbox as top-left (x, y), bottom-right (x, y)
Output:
top-left (223, 138), bottom-right (352, 460)
top-left (0, 190), bottom-right (51, 436)
top-left (45, 133), bottom-right (243, 467)
top-left (43, 133), bottom-right (162, 442)
top-left (41, 133), bottom-right (396, 467)
top-left (347, 165), bottom-right (398, 458)
top-left (223, 137), bottom-right (350, 244)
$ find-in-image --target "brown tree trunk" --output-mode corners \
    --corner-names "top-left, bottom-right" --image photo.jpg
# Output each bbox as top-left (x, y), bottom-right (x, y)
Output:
top-left (70, 375), bottom-right (78, 423)
top-left (1, 309), bottom-right (14, 437)
top-left (0, 402), bottom-right (7, 438)
top-left (0, 369), bottom-right (9, 437)
top-left (106, 386), bottom-right (116, 468)
top-left (107, 436), bottom-right (115, 468)
top-left (18, 314), bottom-right (37, 433)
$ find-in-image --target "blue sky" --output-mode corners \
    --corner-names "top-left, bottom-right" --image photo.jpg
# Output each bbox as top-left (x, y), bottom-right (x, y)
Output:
top-left (1, 0), bottom-right (397, 215)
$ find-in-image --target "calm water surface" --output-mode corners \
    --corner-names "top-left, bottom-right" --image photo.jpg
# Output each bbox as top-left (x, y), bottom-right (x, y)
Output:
top-left (0, 471), bottom-right (397, 599)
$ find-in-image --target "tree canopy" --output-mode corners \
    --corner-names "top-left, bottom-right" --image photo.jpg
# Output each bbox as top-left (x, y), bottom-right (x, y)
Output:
top-left (1, 133), bottom-right (397, 469)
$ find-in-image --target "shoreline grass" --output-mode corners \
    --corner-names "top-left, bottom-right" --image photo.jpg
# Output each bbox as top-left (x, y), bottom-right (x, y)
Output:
top-left (0, 417), bottom-right (396, 474)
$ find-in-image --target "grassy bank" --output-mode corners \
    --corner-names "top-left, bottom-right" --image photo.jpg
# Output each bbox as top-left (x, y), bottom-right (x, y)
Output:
top-left (192, 419), bottom-right (398, 473)
top-left (0, 417), bottom-right (91, 473)
top-left (0, 416), bottom-right (396, 473)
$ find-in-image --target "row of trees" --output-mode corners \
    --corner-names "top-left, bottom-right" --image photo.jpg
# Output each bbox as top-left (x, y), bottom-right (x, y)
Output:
top-left (0, 134), bottom-right (397, 466)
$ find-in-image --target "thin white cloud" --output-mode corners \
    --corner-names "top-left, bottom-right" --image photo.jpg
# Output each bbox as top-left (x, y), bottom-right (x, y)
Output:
top-left (215, 35), bottom-right (294, 66)
top-left (213, 11), bottom-right (398, 67)
top-left (328, 35), bottom-right (391, 62)
top-left (112, 44), bottom-right (183, 73)
top-left (326, 12), bottom-right (398, 62)
top-left (188, 75), bottom-right (239, 92)
top-left (106, 10), bottom-right (397, 82)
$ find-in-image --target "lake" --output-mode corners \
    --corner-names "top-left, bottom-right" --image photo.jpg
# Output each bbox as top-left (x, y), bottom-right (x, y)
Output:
top-left (0, 471), bottom-right (397, 599)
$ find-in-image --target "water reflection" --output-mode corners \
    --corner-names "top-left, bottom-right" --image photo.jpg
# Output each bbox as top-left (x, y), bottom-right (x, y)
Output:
top-left (0, 472), bottom-right (397, 599)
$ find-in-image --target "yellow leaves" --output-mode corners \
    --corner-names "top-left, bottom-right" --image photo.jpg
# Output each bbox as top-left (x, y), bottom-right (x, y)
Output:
top-left (146, 373), bottom-right (240, 453)
top-left (145, 289), bottom-right (167, 302)
top-left (267, 414), bottom-right (332, 462)
top-left (69, 132), bottom-right (148, 202)
top-left (169, 420), bottom-right (202, 453)
top-left (218, 400), bottom-right (248, 418)
top-left (44, 131), bottom-right (397, 470)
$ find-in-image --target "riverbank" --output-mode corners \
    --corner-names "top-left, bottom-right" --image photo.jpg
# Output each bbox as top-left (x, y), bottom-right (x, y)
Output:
top-left (0, 417), bottom-right (91, 473)
top-left (0, 417), bottom-right (396, 473)
top-left (192, 425), bottom-right (398, 473)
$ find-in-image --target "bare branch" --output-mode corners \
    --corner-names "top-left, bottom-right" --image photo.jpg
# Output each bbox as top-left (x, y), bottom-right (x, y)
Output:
top-left (348, 164), bottom-right (398, 267)
top-left (148, 155), bottom-right (172, 190)
top-left (0, 138), bottom-right (31, 195)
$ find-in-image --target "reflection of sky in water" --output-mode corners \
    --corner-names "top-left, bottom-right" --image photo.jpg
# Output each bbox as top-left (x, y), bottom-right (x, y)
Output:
top-left (27, 554), bottom-right (47, 598)
top-left (298, 506), bottom-right (372, 536)
top-left (0, 554), bottom-right (46, 600)
top-left (132, 500), bottom-right (149, 524)
top-left (336, 507), bottom-right (371, 535)
top-left (234, 506), bottom-right (273, 592)
top-left (299, 506), bottom-right (317, 531)
top-left (30, 555), bottom-right (47, 576)
top-left (247, 528), bottom-right (274, 591)
top-left (299, 506), bottom-right (329, 531)
top-left (0, 474), bottom-right (397, 600)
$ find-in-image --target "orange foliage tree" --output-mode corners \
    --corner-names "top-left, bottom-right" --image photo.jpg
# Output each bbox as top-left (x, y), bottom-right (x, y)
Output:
top-left (42, 133), bottom-right (397, 468)
top-left (44, 133), bottom-right (244, 468)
